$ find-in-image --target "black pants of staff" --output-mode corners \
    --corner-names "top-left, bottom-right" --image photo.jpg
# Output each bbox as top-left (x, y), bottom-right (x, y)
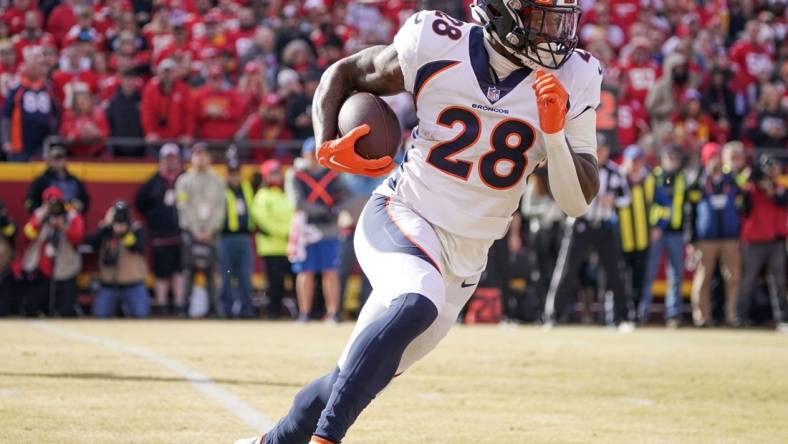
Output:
top-left (527, 222), bottom-right (564, 316)
top-left (19, 275), bottom-right (78, 317)
top-left (263, 255), bottom-right (293, 319)
top-left (544, 219), bottom-right (630, 325)
top-left (623, 250), bottom-right (649, 316)
top-left (485, 237), bottom-right (517, 320)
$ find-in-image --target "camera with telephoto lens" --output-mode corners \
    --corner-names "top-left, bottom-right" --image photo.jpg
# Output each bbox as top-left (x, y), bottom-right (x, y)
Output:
top-left (750, 155), bottom-right (776, 184)
top-left (103, 201), bottom-right (131, 267)
top-left (48, 197), bottom-right (65, 218)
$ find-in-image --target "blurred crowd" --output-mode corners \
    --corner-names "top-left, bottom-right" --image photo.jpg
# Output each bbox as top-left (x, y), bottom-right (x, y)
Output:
top-left (0, 0), bottom-right (785, 329)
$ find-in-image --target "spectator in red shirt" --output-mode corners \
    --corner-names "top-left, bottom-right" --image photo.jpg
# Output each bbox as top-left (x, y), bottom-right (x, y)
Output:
top-left (62, 5), bottom-right (105, 50)
top-left (618, 37), bottom-right (660, 106)
top-left (0, 42), bottom-right (18, 104)
top-left (231, 7), bottom-right (257, 59)
top-left (59, 87), bottom-right (109, 157)
top-left (11, 10), bottom-right (55, 63)
top-left (193, 64), bottom-right (243, 140)
top-left (195, 12), bottom-right (234, 61)
top-left (0, 18), bottom-right (10, 42)
top-left (2, 0), bottom-right (41, 35)
top-left (738, 156), bottom-right (788, 330)
top-left (46, 0), bottom-right (78, 48)
top-left (141, 58), bottom-right (194, 146)
top-left (237, 61), bottom-right (268, 117)
top-left (729, 20), bottom-right (774, 104)
top-left (617, 99), bottom-right (650, 148)
top-left (235, 93), bottom-right (293, 161)
top-left (156, 18), bottom-right (199, 70)
top-left (51, 43), bottom-right (99, 107)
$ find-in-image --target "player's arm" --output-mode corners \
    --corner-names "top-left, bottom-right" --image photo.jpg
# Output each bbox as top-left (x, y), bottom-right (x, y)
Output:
top-left (533, 70), bottom-right (599, 217)
top-left (312, 44), bottom-right (404, 177)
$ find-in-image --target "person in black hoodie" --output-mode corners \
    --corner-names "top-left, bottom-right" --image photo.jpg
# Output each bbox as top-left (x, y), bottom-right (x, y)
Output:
top-left (106, 70), bottom-right (145, 157)
top-left (134, 144), bottom-right (185, 315)
top-left (24, 145), bottom-right (90, 215)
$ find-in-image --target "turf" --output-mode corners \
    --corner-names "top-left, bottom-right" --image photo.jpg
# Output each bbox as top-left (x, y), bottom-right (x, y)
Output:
top-left (0, 320), bottom-right (786, 444)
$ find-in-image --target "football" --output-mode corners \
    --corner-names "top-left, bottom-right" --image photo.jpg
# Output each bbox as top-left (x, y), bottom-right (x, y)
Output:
top-left (337, 92), bottom-right (402, 160)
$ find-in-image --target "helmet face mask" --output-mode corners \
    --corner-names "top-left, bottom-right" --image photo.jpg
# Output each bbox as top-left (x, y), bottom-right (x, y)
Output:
top-left (472, 0), bottom-right (581, 69)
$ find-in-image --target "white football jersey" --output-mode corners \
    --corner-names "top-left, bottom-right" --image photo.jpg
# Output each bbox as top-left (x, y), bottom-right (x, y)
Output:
top-left (377, 10), bottom-right (602, 240)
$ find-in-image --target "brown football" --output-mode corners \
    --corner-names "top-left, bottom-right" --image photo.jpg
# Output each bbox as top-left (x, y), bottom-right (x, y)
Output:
top-left (337, 92), bottom-right (402, 160)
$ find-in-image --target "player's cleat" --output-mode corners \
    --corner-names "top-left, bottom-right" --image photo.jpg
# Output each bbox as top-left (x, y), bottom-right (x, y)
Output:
top-left (777, 323), bottom-right (788, 334)
top-left (617, 321), bottom-right (636, 334)
top-left (310, 435), bottom-right (337, 444)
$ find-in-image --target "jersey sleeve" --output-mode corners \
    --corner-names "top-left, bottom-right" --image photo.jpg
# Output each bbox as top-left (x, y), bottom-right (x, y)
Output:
top-left (393, 10), bottom-right (459, 94)
top-left (562, 50), bottom-right (603, 121)
top-left (392, 12), bottom-right (425, 93)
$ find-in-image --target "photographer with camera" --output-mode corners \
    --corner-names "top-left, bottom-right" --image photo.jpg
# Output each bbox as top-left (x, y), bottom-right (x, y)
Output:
top-left (87, 201), bottom-right (150, 318)
top-left (12, 187), bottom-right (84, 317)
top-left (0, 201), bottom-right (17, 316)
top-left (738, 155), bottom-right (788, 331)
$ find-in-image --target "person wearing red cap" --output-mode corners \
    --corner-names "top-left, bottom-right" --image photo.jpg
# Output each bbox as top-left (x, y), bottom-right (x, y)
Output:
top-left (12, 186), bottom-right (84, 317)
top-left (250, 159), bottom-right (294, 319)
top-left (193, 64), bottom-right (244, 140)
top-left (686, 143), bottom-right (743, 327)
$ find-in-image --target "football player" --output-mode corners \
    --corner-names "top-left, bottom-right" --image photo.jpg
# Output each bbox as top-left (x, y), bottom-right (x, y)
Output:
top-left (237, 1), bottom-right (600, 442)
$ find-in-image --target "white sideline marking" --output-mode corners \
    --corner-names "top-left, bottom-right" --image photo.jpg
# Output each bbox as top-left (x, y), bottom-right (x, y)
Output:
top-left (0, 388), bottom-right (19, 397)
top-left (32, 321), bottom-right (273, 433)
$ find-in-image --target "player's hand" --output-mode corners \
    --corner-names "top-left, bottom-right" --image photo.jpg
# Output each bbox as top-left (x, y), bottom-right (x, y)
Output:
top-left (532, 70), bottom-right (569, 135)
top-left (316, 124), bottom-right (395, 178)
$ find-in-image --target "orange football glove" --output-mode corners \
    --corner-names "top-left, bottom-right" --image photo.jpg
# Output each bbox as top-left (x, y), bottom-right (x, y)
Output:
top-left (316, 124), bottom-right (395, 178)
top-left (532, 69), bottom-right (569, 135)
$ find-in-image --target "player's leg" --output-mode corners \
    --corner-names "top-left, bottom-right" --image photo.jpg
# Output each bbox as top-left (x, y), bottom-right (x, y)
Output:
top-left (261, 368), bottom-right (341, 444)
top-left (257, 294), bottom-right (388, 444)
top-left (312, 195), bottom-right (446, 443)
top-left (295, 271), bottom-right (315, 321)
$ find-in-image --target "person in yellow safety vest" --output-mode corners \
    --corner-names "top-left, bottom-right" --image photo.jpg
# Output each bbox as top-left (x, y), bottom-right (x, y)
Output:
top-left (638, 146), bottom-right (688, 327)
top-left (617, 145), bottom-right (656, 320)
top-left (219, 158), bottom-right (256, 318)
top-left (250, 159), bottom-right (294, 319)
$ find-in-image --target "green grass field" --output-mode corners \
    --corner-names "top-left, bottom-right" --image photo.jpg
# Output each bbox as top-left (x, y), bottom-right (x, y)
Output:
top-left (1, 320), bottom-right (786, 444)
